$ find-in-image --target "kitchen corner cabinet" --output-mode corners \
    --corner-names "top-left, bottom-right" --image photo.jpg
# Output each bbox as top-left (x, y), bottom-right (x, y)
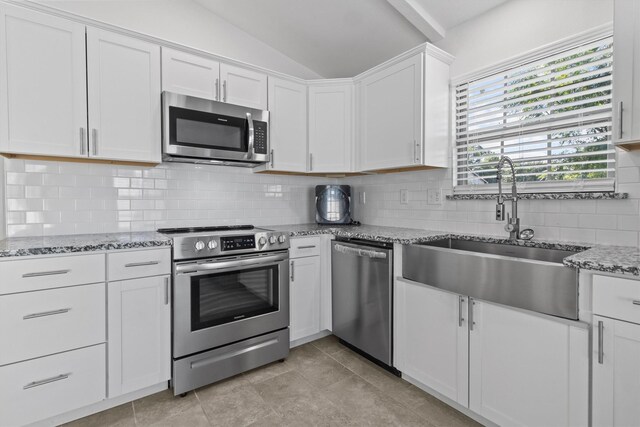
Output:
top-left (0, 4), bottom-right (87, 158)
top-left (357, 48), bottom-right (451, 172)
top-left (266, 77), bottom-right (308, 173)
top-left (395, 279), bottom-right (469, 406)
top-left (308, 83), bottom-right (354, 173)
top-left (613, 0), bottom-right (640, 149)
top-left (161, 47), bottom-right (267, 110)
top-left (87, 28), bottom-right (161, 163)
top-left (0, 3), bottom-right (162, 163)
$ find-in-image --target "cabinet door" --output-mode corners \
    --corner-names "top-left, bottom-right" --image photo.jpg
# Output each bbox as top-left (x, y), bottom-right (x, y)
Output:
top-left (359, 53), bottom-right (422, 171)
top-left (613, 0), bottom-right (640, 145)
top-left (308, 84), bottom-right (353, 173)
top-left (87, 28), bottom-right (161, 163)
top-left (220, 63), bottom-right (268, 110)
top-left (394, 279), bottom-right (468, 406)
top-left (108, 275), bottom-right (171, 397)
top-left (289, 256), bottom-right (320, 342)
top-left (161, 47), bottom-right (220, 100)
top-left (469, 300), bottom-right (588, 427)
top-left (267, 77), bottom-right (308, 172)
top-left (593, 316), bottom-right (640, 427)
top-left (0, 4), bottom-right (87, 157)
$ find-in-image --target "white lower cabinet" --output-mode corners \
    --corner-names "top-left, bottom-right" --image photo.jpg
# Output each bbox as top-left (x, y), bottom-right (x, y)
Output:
top-left (395, 278), bottom-right (588, 427)
top-left (107, 275), bottom-right (171, 397)
top-left (0, 344), bottom-right (106, 426)
top-left (592, 316), bottom-right (640, 426)
top-left (289, 255), bottom-right (321, 342)
top-left (395, 278), bottom-right (468, 405)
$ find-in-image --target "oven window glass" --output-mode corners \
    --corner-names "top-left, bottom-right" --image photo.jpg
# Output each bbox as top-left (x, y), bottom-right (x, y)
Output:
top-left (191, 265), bottom-right (278, 330)
top-left (170, 106), bottom-right (247, 152)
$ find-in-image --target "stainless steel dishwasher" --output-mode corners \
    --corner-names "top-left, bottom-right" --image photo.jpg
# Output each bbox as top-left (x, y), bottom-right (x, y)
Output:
top-left (331, 238), bottom-right (394, 368)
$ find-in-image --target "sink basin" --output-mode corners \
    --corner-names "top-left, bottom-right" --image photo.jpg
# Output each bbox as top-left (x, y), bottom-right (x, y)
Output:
top-left (403, 238), bottom-right (581, 320)
top-left (418, 238), bottom-right (578, 263)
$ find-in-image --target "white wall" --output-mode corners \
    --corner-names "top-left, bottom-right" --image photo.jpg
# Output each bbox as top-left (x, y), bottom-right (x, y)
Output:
top-left (30, 0), bottom-right (322, 79)
top-left (435, 0), bottom-right (613, 79)
top-left (0, 158), bottom-right (4, 240)
top-left (3, 158), bottom-right (331, 237)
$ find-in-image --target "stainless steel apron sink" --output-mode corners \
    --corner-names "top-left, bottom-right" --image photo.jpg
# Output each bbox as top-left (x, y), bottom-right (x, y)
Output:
top-left (402, 238), bottom-right (582, 320)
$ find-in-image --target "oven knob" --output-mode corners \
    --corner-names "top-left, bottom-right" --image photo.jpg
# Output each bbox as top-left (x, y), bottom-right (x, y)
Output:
top-left (259, 236), bottom-right (267, 246)
top-left (207, 240), bottom-right (218, 250)
top-left (278, 235), bottom-right (287, 243)
top-left (269, 236), bottom-right (277, 244)
top-left (194, 240), bottom-right (205, 251)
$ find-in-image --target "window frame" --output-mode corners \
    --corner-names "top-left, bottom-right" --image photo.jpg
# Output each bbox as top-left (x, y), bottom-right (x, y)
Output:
top-left (451, 24), bottom-right (616, 195)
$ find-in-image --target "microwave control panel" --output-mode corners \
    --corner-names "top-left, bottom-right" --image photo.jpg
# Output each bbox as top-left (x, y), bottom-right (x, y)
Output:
top-left (221, 235), bottom-right (256, 251)
top-left (253, 121), bottom-right (268, 154)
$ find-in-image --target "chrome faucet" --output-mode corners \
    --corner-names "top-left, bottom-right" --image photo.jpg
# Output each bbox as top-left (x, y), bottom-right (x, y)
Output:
top-left (495, 155), bottom-right (529, 240)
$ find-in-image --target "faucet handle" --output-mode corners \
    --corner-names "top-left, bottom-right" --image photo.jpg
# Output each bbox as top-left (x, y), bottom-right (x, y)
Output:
top-left (504, 213), bottom-right (515, 232)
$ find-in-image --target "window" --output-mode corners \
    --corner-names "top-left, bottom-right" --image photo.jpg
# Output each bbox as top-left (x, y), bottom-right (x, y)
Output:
top-left (454, 36), bottom-right (614, 193)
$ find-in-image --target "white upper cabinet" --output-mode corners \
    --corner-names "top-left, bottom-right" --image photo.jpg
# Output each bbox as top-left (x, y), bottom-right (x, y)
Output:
top-left (87, 28), bottom-right (161, 163)
top-left (161, 48), bottom-right (267, 110)
top-left (161, 48), bottom-right (220, 100)
top-left (308, 83), bottom-right (353, 173)
top-left (266, 77), bottom-right (308, 173)
top-left (357, 47), bottom-right (451, 172)
top-left (469, 300), bottom-right (588, 427)
top-left (358, 53), bottom-right (423, 171)
top-left (0, 4), bottom-right (87, 158)
top-left (613, 0), bottom-right (640, 148)
top-left (220, 63), bottom-right (268, 110)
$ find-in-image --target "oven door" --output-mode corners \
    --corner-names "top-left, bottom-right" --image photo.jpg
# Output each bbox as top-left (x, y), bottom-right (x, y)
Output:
top-left (162, 91), bottom-right (269, 163)
top-left (173, 251), bottom-right (289, 358)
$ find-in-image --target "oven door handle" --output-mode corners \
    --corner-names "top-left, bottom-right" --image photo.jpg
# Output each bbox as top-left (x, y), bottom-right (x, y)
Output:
top-left (175, 253), bottom-right (288, 275)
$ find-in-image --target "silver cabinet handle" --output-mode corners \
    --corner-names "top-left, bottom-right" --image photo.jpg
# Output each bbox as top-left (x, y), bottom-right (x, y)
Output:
top-left (414, 140), bottom-right (420, 163)
top-left (80, 128), bottom-right (86, 155)
top-left (458, 296), bottom-right (465, 327)
top-left (618, 101), bottom-right (624, 139)
top-left (290, 260), bottom-right (294, 281)
top-left (215, 78), bottom-right (219, 101)
top-left (270, 149), bottom-right (274, 168)
top-left (223, 80), bottom-right (227, 102)
top-left (469, 298), bottom-right (475, 331)
top-left (598, 320), bottom-right (604, 364)
top-left (91, 129), bottom-right (98, 156)
top-left (164, 277), bottom-right (170, 305)
top-left (22, 269), bottom-right (70, 278)
top-left (297, 245), bottom-right (316, 250)
top-left (23, 307), bottom-right (71, 320)
top-left (24, 373), bottom-right (71, 390)
top-left (246, 112), bottom-right (254, 160)
top-left (124, 261), bottom-right (160, 268)
top-left (309, 153), bottom-right (313, 171)
top-left (633, 300), bottom-right (640, 306)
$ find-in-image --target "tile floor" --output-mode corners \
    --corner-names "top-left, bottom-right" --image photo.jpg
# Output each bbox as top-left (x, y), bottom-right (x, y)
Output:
top-left (65, 336), bottom-right (481, 426)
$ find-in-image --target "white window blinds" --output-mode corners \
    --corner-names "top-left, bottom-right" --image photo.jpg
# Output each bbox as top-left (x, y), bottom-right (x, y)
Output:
top-left (454, 36), bottom-right (614, 193)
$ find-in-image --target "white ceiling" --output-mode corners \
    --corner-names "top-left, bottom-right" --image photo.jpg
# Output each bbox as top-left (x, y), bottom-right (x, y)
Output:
top-left (413, 0), bottom-right (509, 29)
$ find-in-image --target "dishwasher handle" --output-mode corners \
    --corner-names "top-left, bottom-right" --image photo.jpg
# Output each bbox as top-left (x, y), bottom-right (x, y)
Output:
top-left (334, 243), bottom-right (388, 259)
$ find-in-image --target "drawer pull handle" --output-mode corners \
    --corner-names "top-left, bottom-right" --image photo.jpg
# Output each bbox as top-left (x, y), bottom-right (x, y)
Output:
top-left (22, 269), bottom-right (70, 278)
top-left (23, 373), bottom-right (71, 390)
top-left (297, 245), bottom-right (317, 250)
top-left (125, 261), bottom-right (160, 268)
top-left (633, 300), bottom-right (640, 306)
top-left (23, 308), bottom-right (72, 320)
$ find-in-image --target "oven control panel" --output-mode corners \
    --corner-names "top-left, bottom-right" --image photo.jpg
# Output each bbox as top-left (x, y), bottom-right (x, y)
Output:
top-left (221, 235), bottom-right (256, 251)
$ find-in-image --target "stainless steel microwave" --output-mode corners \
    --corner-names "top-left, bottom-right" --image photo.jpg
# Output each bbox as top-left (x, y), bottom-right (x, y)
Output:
top-left (162, 91), bottom-right (269, 167)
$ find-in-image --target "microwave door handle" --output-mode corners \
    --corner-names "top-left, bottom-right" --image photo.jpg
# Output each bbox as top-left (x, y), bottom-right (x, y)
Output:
top-left (246, 112), bottom-right (254, 160)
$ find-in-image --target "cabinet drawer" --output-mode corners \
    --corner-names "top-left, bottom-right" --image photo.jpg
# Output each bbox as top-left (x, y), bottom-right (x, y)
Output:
top-left (108, 248), bottom-right (171, 281)
top-left (0, 253), bottom-right (105, 295)
top-left (593, 274), bottom-right (640, 324)
top-left (0, 344), bottom-right (106, 426)
top-left (290, 237), bottom-right (321, 258)
top-left (0, 283), bottom-right (106, 366)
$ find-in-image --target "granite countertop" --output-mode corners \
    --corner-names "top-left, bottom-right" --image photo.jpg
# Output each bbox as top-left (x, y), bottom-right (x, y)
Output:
top-left (0, 232), bottom-right (172, 258)
top-left (271, 223), bottom-right (640, 277)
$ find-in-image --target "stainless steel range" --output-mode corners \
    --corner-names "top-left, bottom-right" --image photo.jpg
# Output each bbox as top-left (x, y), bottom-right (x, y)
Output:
top-left (158, 225), bottom-right (290, 395)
